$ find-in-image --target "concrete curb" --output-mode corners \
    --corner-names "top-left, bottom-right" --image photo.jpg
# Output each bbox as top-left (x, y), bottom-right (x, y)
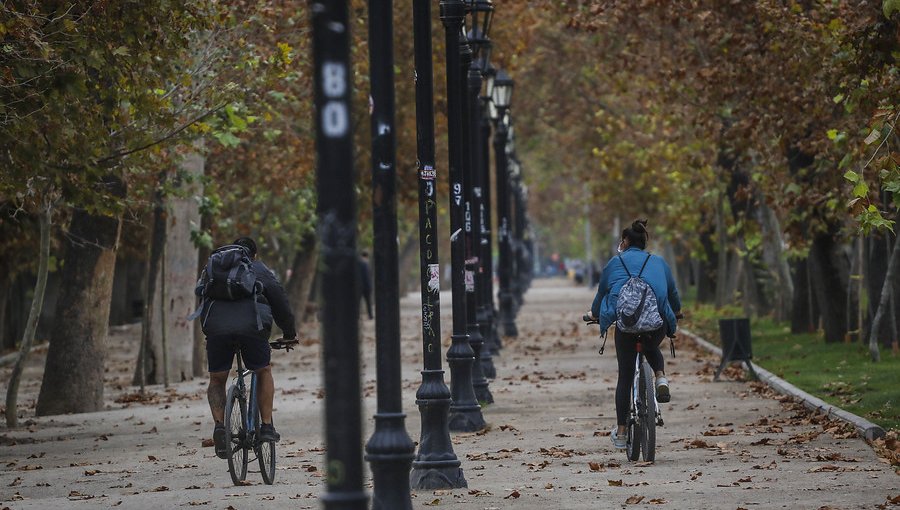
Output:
top-left (681, 328), bottom-right (886, 442)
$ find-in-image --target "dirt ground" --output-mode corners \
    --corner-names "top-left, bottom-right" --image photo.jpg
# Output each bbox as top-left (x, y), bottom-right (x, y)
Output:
top-left (0, 278), bottom-right (897, 509)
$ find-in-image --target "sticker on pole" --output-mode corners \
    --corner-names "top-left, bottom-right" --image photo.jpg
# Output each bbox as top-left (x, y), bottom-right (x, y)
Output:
top-left (465, 270), bottom-right (475, 292)
top-left (421, 165), bottom-right (436, 180)
top-left (428, 264), bottom-right (440, 294)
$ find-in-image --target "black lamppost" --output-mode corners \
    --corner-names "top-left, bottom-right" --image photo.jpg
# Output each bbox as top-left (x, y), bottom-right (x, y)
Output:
top-left (440, 0), bottom-right (486, 433)
top-left (364, 1), bottom-right (415, 507)
top-left (467, 0), bottom-right (498, 382)
top-left (311, 3), bottom-right (367, 509)
top-left (409, 0), bottom-right (466, 490)
top-left (508, 154), bottom-right (524, 314)
top-left (491, 69), bottom-right (518, 338)
top-left (464, 1), bottom-right (493, 405)
top-left (512, 168), bottom-right (528, 311)
top-left (481, 65), bottom-right (502, 362)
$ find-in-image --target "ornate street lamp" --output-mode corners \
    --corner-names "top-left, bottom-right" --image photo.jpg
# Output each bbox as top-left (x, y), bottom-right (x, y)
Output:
top-left (364, 1), bottom-right (415, 507)
top-left (440, 0), bottom-right (486, 433)
top-left (480, 64), bottom-right (503, 360)
top-left (410, 0), bottom-right (466, 490)
top-left (463, 1), bottom-right (494, 404)
top-left (311, 2), bottom-right (367, 508)
top-left (490, 70), bottom-right (518, 338)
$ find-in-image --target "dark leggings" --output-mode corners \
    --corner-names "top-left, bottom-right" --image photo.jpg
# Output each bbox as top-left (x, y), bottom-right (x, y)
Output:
top-left (615, 327), bottom-right (665, 426)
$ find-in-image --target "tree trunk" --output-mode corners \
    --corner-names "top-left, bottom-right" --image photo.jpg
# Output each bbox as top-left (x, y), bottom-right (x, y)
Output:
top-left (36, 178), bottom-right (125, 415)
top-left (285, 231), bottom-right (318, 325)
top-left (791, 258), bottom-right (818, 334)
top-left (397, 230), bottom-right (419, 297)
top-left (865, 231), bottom-right (897, 348)
top-left (6, 204), bottom-right (52, 427)
top-left (714, 195), bottom-right (730, 308)
top-left (134, 151), bottom-right (203, 386)
top-left (867, 231), bottom-right (900, 361)
top-left (192, 245), bottom-right (210, 377)
top-left (0, 280), bottom-right (10, 351)
top-left (758, 200), bottom-right (792, 321)
top-left (134, 182), bottom-right (166, 388)
top-left (807, 229), bottom-right (851, 343)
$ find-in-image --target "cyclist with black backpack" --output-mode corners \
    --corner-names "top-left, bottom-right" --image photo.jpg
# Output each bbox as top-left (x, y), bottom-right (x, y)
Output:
top-left (587, 220), bottom-right (681, 450)
top-left (190, 237), bottom-right (297, 458)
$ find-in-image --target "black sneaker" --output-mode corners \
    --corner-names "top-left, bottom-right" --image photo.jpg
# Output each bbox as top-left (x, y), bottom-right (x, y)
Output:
top-left (259, 423), bottom-right (280, 442)
top-left (213, 424), bottom-right (228, 459)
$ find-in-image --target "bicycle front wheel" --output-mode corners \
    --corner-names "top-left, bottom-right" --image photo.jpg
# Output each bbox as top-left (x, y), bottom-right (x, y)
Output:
top-left (255, 405), bottom-right (276, 485)
top-left (258, 439), bottom-right (276, 484)
top-left (640, 361), bottom-right (656, 462)
top-left (225, 384), bottom-right (249, 484)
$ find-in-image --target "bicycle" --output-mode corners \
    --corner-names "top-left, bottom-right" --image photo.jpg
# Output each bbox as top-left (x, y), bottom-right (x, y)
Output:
top-left (583, 314), bottom-right (663, 462)
top-left (224, 338), bottom-right (298, 485)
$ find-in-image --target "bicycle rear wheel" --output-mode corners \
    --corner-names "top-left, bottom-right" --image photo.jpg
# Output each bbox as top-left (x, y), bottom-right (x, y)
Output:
top-left (626, 381), bottom-right (642, 461)
top-left (640, 361), bottom-right (656, 462)
top-left (225, 385), bottom-right (249, 484)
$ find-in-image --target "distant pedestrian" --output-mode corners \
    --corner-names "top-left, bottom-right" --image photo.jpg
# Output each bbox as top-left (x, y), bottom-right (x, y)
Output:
top-left (359, 251), bottom-right (373, 319)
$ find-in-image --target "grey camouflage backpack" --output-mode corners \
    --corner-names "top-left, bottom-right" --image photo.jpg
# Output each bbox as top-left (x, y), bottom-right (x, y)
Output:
top-left (615, 253), bottom-right (664, 333)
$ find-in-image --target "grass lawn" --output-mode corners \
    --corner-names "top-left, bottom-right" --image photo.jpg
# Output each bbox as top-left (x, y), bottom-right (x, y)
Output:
top-left (683, 302), bottom-right (900, 432)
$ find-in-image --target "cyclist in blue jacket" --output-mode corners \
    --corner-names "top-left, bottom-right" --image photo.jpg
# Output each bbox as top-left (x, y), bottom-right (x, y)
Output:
top-left (589, 219), bottom-right (681, 449)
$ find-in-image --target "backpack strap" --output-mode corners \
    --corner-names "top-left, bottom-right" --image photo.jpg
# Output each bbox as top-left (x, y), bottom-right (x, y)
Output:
top-left (637, 253), bottom-right (652, 278)
top-left (617, 255), bottom-right (633, 278)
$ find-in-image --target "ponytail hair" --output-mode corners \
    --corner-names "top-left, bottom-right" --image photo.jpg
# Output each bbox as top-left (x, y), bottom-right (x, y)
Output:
top-left (622, 219), bottom-right (649, 250)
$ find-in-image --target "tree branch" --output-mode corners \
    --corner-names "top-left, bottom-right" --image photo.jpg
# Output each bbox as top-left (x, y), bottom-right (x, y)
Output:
top-left (98, 103), bottom-right (225, 164)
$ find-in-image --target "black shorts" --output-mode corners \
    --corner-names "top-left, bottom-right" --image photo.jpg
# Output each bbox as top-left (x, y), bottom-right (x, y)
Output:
top-left (206, 334), bottom-right (271, 373)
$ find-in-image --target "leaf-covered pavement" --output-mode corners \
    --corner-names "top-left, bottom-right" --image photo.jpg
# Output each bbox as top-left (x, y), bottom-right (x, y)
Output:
top-left (0, 279), bottom-right (897, 509)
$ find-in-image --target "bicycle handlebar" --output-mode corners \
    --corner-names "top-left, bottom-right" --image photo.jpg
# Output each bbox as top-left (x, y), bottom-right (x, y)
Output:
top-left (270, 338), bottom-right (299, 351)
top-left (582, 313), bottom-right (599, 325)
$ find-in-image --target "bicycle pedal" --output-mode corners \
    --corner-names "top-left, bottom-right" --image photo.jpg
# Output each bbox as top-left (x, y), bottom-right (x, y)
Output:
top-left (657, 417), bottom-right (664, 426)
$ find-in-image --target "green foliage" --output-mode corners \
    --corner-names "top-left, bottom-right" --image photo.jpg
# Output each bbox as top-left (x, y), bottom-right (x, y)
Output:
top-left (685, 303), bottom-right (900, 431)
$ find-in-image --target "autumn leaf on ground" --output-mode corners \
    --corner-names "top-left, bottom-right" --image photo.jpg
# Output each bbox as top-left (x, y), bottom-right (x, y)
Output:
top-left (505, 490), bottom-right (521, 499)
top-left (608, 479), bottom-right (623, 486)
top-left (589, 461), bottom-right (603, 471)
top-left (625, 495), bottom-right (645, 504)
top-left (702, 427), bottom-right (733, 436)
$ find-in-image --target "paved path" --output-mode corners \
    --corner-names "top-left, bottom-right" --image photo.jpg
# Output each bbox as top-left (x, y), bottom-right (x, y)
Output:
top-left (0, 279), bottom-right (896, 509)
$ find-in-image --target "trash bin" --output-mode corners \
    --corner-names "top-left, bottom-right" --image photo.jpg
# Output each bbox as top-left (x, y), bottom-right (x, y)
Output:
top-left (719, 318), bottom-right (752, 361)
top-left (715, 318), bottom-right (756, 381)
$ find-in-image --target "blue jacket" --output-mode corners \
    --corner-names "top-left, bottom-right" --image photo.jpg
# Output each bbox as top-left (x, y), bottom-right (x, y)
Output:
top-left (591, 247), bottom-right (681, 336)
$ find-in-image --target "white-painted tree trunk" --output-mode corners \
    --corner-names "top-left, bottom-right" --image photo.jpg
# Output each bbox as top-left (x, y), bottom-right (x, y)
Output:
top-left (147, 149), bottom-right (204, 383)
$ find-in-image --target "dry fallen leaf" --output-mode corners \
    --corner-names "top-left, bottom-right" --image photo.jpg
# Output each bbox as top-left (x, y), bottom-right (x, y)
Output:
top-left (608, 479), bottom-right (623, 486)
top-left (625, 495), bottom-right (645, 504)
top-left (505, 490), bottom-right (521, 499)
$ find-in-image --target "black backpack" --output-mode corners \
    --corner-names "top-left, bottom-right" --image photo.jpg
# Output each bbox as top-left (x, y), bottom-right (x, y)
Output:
top-left (187, 244), bottom-right (264, 329)
top-left (200, 244), bottom-right (258, 300)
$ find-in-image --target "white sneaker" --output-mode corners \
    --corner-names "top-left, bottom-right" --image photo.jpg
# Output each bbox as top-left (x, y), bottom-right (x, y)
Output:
top-left (656, 376), bottom-right (670, 403)
top-left (610, 428), bottom-right (627, 449)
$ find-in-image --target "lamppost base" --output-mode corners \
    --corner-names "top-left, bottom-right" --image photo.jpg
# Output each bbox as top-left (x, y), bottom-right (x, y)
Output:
top-left (448, 406), bottom-right (486, 432)
top-left (473, 380), bottom-right (493, 404)
top-left (410, 462), bottom-right (467, 490)
top-left (503, 320), bottom-right (518, 338)
top-left (480, 351), bottom-right (496, 380)
top-left (321, 491), bottom-right (370, 509)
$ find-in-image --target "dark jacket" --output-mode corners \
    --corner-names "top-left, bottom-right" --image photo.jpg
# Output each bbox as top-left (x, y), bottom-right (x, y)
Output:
top-left (199, 260), bottom-right (297, 340)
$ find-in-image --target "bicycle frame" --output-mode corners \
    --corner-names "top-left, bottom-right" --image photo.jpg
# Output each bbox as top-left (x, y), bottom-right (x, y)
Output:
top-left (233, 352), bottom-right (259, 445)
top-left (631, 343), bottom-right (660, 423)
